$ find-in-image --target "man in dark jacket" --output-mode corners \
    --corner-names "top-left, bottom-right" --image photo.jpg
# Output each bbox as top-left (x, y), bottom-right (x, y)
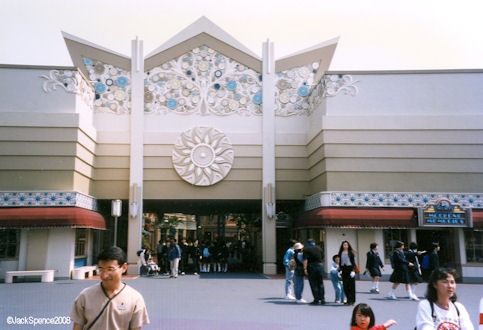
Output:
top-left (303, 239), bottom-right (325, 305)
top-left (179, 238), bottom-right (189, 275)
top-left (428, 242), bottom-right (440, 272)
top-left (191, 240), bottom-right (202, 275)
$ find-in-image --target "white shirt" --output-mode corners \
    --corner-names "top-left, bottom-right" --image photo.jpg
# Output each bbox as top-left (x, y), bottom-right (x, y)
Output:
top-left (416, 299), bottom-right (474, 330)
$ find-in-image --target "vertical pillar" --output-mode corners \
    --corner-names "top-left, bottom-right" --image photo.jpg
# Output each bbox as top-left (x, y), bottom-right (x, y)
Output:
top-left (18, 229), bottom-right (28, 271)
top-left (457, 228), bottom-right (466, 264)
top-left (262, 40), bottom-right (277, 275)
top-left (409, 229), bottom-right (417, 243)
top-left (127, 37), bottom-right (144, 275)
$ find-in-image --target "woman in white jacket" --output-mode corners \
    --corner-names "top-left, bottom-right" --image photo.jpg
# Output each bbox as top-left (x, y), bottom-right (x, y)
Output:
top-left (415, 268), bottom-right (473, 330)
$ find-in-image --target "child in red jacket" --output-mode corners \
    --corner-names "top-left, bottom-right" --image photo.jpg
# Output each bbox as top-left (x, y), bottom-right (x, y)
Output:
top-left (350, 303), bottom-right (397, 330)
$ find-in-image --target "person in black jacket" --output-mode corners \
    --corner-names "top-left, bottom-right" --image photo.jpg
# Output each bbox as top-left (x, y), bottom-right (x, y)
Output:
top-left (406, 242), bottom-right (425, 300)
top-left (428, 242), bottom-right (440, 272)
top-left (191, 240), bottom-right (202, 275)
top-left (365, 242), bottom-right (384, 294)
top-left (387, 241), bottom-right (417, 300)
top-left (303, 239), bottom-right (325, 305)
top-left (338, 240), bottom-right (357, 305)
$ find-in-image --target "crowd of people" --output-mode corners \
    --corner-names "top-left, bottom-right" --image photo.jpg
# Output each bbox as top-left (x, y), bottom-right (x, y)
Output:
top-left (282, 238), bottom-right (475, 329)
top-left (68, 243), bottom-right (474, 329)
top-left (138, 237), bottom-right (253, 277)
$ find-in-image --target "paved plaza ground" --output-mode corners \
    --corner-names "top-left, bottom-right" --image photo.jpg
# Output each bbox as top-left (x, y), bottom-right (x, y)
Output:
top-left (1, 273), bottom-right (481, 329)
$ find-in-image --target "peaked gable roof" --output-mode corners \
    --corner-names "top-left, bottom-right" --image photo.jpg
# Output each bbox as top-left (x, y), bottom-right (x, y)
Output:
top-left (62, 17), bottom-right (339, 81)
top-left (145, 16), bottom-right (262, 72)
top-left (62, 31), bottom-right (131, 78)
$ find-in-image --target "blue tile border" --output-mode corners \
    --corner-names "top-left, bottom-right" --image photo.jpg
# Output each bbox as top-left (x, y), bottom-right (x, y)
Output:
top-left (305, 191), bottom-right (483, 211)
top-left (0, 191), bottom-right (97, 211)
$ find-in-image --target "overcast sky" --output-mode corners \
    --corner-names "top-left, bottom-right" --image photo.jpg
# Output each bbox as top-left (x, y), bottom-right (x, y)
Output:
top-left (1, 0), bottom-right (482, 70)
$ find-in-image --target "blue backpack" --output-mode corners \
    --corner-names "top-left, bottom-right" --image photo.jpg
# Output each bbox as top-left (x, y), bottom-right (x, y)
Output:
top-left (422, 254), bottom-right (430, 270)
top-left (203, 247), bottom-right (211, 258)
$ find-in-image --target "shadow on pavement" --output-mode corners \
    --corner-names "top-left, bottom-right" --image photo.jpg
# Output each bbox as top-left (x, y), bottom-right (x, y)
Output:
top-left (198, 272), bottom-right (268, 279)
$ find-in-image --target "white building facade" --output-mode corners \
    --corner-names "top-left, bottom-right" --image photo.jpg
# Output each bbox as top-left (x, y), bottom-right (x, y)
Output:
top-left (0, 18), bottom-right (481, 281)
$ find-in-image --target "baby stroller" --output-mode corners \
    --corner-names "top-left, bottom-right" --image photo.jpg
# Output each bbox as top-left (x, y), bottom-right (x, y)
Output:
top-left (146, 259), bottom-right (160, 276)
top-left (137, 249), bottom-right (159, 276)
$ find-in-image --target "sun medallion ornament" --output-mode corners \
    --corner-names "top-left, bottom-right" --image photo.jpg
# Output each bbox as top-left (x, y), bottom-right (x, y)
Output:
top-left (172, 127), bottom-right (234, 186)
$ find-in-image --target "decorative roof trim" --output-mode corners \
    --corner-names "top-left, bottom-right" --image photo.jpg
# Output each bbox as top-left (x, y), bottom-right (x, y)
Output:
top-left (145, 32), bottom-right (262, 73)
top-left (0, 191), bottom-right (97, 211)
top-left (62, 31), bottom-right (131, 78)
top-left (305, 191), bottom-right (483, 211)
top-left (275, 37), bottom-right (339, 84)
top-left (147, 17), bottom-right (259, 57)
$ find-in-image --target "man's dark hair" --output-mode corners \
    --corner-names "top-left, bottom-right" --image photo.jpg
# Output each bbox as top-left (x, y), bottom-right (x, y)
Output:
top-left (394, 241), bottom-right (404, 249)
top-left (97, 246), bottom-right (126, 266)
top-left (426, 268), bottom-right (458, 303)
top-left (350, 303), bottom-right (375, 328)
top-left (409, 242), bottom-right (418, 250)
top-left (370, 242), bottom-right (378, 250)
top-left (332, 254), bottom-right (339, 262)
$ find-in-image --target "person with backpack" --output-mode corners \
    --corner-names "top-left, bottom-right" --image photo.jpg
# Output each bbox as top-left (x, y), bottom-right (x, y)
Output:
top-left (283, 239), bottom-right (297, 300)
top-left (201, 241), bottom-right (212, 272)
top-left (415, 268), bottom-right (473, 329)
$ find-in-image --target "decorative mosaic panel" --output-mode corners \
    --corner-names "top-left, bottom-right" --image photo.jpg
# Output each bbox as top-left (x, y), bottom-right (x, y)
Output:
top-left (83, 58), bottom-right (132, 114)
top-left (305, 191), bottom-right (483, 211)
top-left (144, 46), bottom-right (263, 116)
top-left (41, 58), bottom-right (359, 116)
top-left (274, 66), bottom-right (359, 116)
top-left (0, 191), bottom-right (97, 211)
top-left (309, 74), bottom-right (359, 106)
top-left (40, 69), bottom-right (94, 107)
top-left (274, 63), bottom-right (320, 116)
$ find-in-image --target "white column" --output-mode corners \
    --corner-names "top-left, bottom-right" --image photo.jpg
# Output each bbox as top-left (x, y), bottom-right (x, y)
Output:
top-left (409, 229), bottom-right (417, 243)
top-left (127, 37), bottom-right (144, 275)
top-left (18, 229), bottom-right (28, 271)
top-left (457, 228), bottom-right (467, 264)
top-left (262, 40), bottom-right (277, 275)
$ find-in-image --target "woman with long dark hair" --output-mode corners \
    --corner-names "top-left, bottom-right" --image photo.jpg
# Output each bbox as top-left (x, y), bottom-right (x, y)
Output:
top-left (415, 268), bottom-right (473, 329)
top-left (338, 240), bottom-right (356, 305)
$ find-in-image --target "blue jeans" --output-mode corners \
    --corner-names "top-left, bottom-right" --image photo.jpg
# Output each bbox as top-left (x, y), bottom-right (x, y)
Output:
top-left (330, 271), bottom-right (345, 302)
top-left (285, 266), bottom-right (294, 296)
top-left (294, 274), bottom-right (304, 300)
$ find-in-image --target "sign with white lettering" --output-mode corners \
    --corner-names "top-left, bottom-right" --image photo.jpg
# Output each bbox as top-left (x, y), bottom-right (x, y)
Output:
top-left (418, 199), bottom-right (472, 228)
